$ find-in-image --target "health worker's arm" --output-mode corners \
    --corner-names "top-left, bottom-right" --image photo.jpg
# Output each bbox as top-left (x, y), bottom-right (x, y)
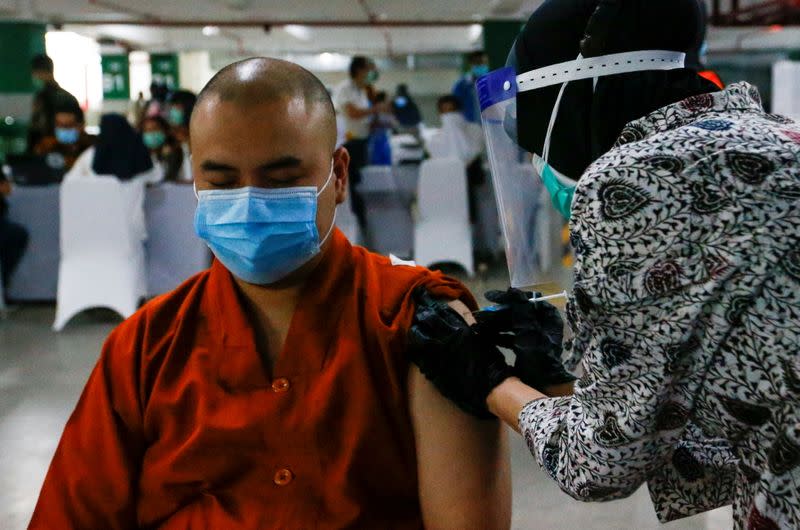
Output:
top-left (408, 299), bottom-right (512, 530)
top-left (29, 327), bottom-right (145, 529)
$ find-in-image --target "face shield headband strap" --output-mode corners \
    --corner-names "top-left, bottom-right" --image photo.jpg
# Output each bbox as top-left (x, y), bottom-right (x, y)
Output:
top-left (520, 50), bottom-right (686, 165)
top-left (516, 50), bottom-right (686, 93)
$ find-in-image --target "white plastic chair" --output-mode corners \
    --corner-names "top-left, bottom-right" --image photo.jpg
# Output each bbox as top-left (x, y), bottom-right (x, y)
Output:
top-left (336, 189), bottom-right (363, 246)
top-left (145, 183), bottom-right (211, 295)
top-left (414, 158), bottom-right (474, 276)
top-left (53, 177), bottom-right (148, 331)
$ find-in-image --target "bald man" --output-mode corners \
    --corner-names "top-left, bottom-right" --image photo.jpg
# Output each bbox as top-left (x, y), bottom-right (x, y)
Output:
top-left (30, 58), bottom-right (510, 529)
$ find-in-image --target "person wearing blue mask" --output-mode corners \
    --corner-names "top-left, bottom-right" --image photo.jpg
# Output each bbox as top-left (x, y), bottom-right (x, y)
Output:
top-left (32, 103), bottom-right (95, 171)
top-left (164, 89), bottom-right (198, 182)
top-left (27, 54), bottom-right (81, 151)
top-left (452, 50), bottom-right (490, 124)
top-left (409, 1), bottom-right (800, 529)
top-left (31, 57), bottom-right (511, 529)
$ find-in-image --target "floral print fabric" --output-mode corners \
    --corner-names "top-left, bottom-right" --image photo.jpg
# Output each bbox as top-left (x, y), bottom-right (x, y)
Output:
top-left (519, 83), bottom-right (800, 529)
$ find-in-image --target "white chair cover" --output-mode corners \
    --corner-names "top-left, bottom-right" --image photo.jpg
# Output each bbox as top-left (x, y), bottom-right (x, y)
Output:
top-left (145, 183), bottom-right (211, 295)
top-left (53, 176), bottom-right (148, 331)
top-left (335, 189), bottom-right (363, 246)
top-left (413, 158), bottom-right (474, 275)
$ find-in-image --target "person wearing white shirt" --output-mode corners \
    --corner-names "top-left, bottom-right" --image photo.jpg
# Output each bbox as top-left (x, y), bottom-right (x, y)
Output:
top-left (333, 56), bottom-right (388, 233)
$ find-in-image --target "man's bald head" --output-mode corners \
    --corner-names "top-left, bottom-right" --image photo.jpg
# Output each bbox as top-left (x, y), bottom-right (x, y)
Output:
top-left (194, 57), bottom-right (337, 150)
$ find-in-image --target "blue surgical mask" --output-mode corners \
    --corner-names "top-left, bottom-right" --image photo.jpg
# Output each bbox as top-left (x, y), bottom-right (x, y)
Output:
top-left (194, 162), bottom-right (336, 285)
top-left (533, 154), bottom-right (575, 220)
top-left (471, 64), bottom-right (490, 78)
top-left (55, 127), bottom-right (80, 145)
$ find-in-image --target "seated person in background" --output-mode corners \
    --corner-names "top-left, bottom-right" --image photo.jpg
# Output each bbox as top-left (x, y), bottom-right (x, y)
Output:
top-left (30, 57), bottom-right (511, 530)
top-left (166, 89), bottom-right (198, 182)
top-left (27, 54), bottom-right (81, 150)
top-left (0, 168), bottom-right (29, 290)
top-left (32, 103), bottom-right (95, 172)
top-left (66, 113), bottom-right (161, 184)
top-left (141, 115), bottom-right (185, 183)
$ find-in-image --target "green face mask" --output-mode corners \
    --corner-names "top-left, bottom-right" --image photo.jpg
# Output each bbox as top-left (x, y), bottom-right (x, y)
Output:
top-left (366, 70), bottom-right (379, 84)
top-left (168, 107), bottom-right (185, 126)
top-left (143, 130), bottom-right (167, 150)
top-left (534, 154), bottom-right (576, 220)
top-left (32, 77), bottom-right (45, 91)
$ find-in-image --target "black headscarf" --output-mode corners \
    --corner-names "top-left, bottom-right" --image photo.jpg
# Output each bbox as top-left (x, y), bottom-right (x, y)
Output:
top-left (92, 113), bottom-right (153, 181)
top-left (513, 0), bottom-right (719, 180)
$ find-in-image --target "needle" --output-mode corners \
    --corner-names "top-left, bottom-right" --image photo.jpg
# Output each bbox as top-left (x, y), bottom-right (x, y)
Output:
top-left (472, 290), bottom-right (569, 314)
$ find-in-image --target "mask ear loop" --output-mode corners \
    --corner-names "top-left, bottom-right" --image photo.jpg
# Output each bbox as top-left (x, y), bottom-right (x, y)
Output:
top-left (318, 158), bottom-right (338, 245)
top-left (542, 54), bottom-right (585, 165)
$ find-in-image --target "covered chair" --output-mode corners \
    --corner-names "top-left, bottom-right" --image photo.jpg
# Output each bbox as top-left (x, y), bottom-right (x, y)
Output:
top-left (53, 176), bottom-right (147, 331)
top-left (413, 158), bottom-right (474, 276)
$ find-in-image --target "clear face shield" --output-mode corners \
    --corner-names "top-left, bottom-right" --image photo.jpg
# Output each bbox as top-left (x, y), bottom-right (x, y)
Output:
top-left (478, 50), bottom-right (685, 289)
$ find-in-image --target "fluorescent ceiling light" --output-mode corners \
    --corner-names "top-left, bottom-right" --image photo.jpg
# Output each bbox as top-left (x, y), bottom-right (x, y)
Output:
top-left (202, 25), bottom-right (220, 37)
top-left (284, 24), bottom-right (312, 41)
top-left (469, 24), bottom-right (483, 43)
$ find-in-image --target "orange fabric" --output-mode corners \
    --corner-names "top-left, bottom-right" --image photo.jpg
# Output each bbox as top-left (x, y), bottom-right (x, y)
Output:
top-left (699, 70), bottom-right (725, 90)
top-left (30, 230), bottom-right (475, 529)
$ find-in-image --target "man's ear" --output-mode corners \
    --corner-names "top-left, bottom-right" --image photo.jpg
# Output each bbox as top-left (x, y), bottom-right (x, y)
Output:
top-left (333, 146), bottom-right (350, 206)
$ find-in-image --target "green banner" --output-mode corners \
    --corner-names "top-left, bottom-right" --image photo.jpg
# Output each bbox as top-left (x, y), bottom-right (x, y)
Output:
top-left (150, 53), bottom-right (180, 90)
top-left (101, 54), bottom-right (130, 100)
top-left (0, 22), bottom-right (46, 94)
top-left (483, 20), bottom-right (525, 71)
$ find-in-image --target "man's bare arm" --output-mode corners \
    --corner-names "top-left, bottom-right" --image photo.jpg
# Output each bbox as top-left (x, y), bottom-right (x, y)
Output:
top-left (409, 365), bottom-right (511, 530)
top-left (408, 299), bottom-right (511, 530)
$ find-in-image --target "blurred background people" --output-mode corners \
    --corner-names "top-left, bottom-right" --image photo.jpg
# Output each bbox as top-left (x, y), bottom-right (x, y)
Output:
top-left (452, 50), bottom-right (489, 125)
top-left (0, 168), bottom-right (29, 291)
top-left (32, 103), bottom-right (95, 172)
top-left (333, 56), bottom-right (388, 232)
top-left (66, 113), bottom-right (158, 184)
top-left (165, 89), bottom-right (197, 182)
top-left (142, 81), bottom-right (170, 122)
top-left (141, 115), bottom-right (185, 183)
top-left (392, 84), bottom-right (422, 135)
top-left (27, 54), bottom-right (80, 152)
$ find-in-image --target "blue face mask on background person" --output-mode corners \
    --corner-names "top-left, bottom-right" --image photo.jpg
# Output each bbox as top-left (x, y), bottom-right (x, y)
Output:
top-left (55, 127), bottom-right (80, 145)
top-left (194, 161), bottom-right (337, 285)
top-left (471, 64), bottom-right (490, 78)
top-left (168, 107), bottom-right (185, 127)
top-left (143, 130), bottom-right (166, 150)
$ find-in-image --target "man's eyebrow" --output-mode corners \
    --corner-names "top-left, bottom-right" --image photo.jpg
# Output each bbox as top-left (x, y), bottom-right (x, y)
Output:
top-left (200, 160), bottom-right (236, 172)
top-left (258, 156), bottom-right (303, 172)
top-left (199, 157), bottom-right (303, 173)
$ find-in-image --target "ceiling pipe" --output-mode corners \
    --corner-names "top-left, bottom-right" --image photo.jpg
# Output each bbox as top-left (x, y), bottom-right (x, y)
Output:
top-left (60, 19), bottom-right (477, 28)
top-left (355, 0), bottom-right (394, 56)
top-left (86, 0), bottom-right (161, 22)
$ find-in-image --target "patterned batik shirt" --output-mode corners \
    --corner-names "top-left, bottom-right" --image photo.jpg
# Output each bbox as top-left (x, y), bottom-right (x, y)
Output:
top-left (519, 83), bottom-right (800, 529)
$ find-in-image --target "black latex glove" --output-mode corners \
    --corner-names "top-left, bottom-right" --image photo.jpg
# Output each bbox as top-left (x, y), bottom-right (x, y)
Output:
top-left (484, 288), bottom-right (576, 391)
top-left (408, 288), bottom-right (514, 419)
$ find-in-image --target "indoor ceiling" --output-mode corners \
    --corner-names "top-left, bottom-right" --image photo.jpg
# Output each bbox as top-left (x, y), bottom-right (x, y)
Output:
top-left (7, 0), bottom-right (543, 55)
top-left (3, 0), bottom-right (799, 56)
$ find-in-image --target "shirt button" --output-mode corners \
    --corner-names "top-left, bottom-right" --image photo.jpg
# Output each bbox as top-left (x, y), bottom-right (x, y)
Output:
top-left (274, 468), bottom-right (294, 486)
top-left (271, 378), bottom-right (291, 393)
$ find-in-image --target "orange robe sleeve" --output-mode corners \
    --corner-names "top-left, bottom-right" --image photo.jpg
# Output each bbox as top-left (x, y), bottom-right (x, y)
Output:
top-left (29, 323), bottom-right (146, 529)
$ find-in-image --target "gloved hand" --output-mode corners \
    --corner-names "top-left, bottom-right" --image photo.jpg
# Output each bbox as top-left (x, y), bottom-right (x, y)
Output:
top-left (408, 288), bottom-right (514, 419)
top-left (484, 288), bottom-right (576, 391)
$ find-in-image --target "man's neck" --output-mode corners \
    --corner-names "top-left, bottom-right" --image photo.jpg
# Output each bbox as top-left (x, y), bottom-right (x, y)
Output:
top-left (233, 245), bottom-right (329, 369)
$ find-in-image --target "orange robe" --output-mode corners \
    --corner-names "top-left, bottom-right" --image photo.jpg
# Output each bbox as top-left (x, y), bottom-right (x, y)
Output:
top-left (30, 230), bottom-right (475, 529)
